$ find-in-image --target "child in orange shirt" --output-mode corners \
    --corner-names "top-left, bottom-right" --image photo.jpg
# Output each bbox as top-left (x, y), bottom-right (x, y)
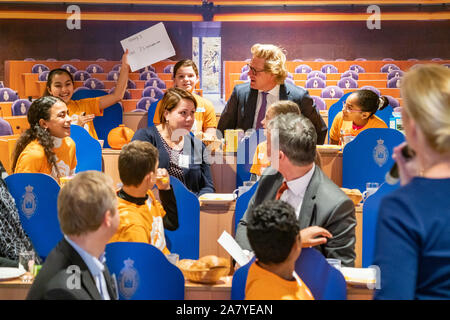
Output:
top-left (109, 140), bottom-right (178, 254)
top-left (329, 89), bottom-right (389, 145)
top-left (152, 59), bottom-right (217, 139)
top-left (12, 96), bottom-right (76, 183)
top-left (245, 200), bottom-right (314, 300)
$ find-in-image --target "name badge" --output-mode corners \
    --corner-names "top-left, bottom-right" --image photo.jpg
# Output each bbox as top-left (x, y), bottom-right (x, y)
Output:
top-left (178, 154), bottom-right (190, 168)
top-left (196, 107), bottom-right (205, 113)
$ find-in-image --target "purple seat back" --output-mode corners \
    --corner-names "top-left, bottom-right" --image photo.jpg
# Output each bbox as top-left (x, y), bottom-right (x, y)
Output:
top-left (305, 77), bottom-right (326, 89)
top-left (337, 77), bottom-right (358, 89)
top-left (320, 86), bottom-right (344, 99)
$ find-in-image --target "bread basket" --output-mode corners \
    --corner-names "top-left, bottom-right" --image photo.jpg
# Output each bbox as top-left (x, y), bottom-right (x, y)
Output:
top-left (177, 256), bottom-right (230, 284)
top-left (179, 266), bottom-right (229, 284)
top-left (341, 188), bottom-right (363, 205)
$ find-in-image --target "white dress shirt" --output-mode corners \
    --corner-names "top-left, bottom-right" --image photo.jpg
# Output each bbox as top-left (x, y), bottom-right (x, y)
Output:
top-left (279, 164), bottom-right (315, 219)
top-left (252, 85), bottom-right (280, 128)
top-left (65, 235), bottom-right (111, 300)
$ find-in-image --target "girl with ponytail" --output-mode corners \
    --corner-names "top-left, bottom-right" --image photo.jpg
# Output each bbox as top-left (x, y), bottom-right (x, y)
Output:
top-left (329, 89), bottom-right (389, 145)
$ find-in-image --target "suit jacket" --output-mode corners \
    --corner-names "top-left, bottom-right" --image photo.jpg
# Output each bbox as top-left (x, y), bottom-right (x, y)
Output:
top-left (217, 82), bottom-right (328, 145)
top-left (27, 239), bottom-right (118, 300)
top-left (132, 126), bottom-right (215, 197)
top-left (235, 166), bottom-right (356, 267)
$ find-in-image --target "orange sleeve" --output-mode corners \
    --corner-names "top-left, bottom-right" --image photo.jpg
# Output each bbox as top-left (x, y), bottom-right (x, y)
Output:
top-left (14, 143), bottom-right (48, 174)
top-left (153, 100), bottom-right (163, 125)
top-left (110, 224), bottom-right (150, 244)
top-left (329, 112), bottom-right (343, 142)
top-left (201, 99), bottom-right (217, 130)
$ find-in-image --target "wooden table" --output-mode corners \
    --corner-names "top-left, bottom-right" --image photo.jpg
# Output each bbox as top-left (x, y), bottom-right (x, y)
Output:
top-left (199, 201), bottom-right (236, 266)
top-left (0, 275), bottom-right (373, 300)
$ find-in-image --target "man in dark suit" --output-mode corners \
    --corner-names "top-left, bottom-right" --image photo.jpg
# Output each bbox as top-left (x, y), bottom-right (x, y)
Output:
top-left (27, 171), bottom-right (119, 300)
top-left (235, 113), bottom-right (356, 267)
top-left (218, 44), bottom-right (327, 145)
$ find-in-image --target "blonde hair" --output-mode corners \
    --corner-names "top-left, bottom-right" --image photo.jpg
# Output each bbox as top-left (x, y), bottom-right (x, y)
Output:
top-left (251, 44), bottom-right (288, 84)
top-left (269, 100), bottom-right (301, 117)
top-left (58, 171), bottom-right (117, 236)
top-left (401, 64), bottom-right (450, 154)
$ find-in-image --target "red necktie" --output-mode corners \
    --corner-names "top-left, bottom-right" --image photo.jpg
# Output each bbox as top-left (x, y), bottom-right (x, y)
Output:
top-left (275, 181), bottom-right (288, 200)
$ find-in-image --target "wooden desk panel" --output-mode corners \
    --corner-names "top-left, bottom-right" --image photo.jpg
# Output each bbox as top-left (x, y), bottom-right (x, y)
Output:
top-left (0, 134), bottom-right (20, 174)
top-left (0, 102), bottom-right (13, 117)
top-left (3, 116), bottom-right (29, 135)
top-left (199, 202), bottom-right (235, 262)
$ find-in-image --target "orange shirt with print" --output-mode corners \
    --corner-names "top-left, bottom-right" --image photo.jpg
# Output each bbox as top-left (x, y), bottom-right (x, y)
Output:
top-left (329, 111), bottom-right (387, 143)
top-left (109, 190), bottom-right (170, 254)
top-left (67, 97), bottom-right (102, 139)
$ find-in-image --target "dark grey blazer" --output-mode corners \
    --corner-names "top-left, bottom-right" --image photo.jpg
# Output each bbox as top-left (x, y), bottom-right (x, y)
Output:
top-left (27, 239), bottom-right (118, 300)
top-left (235, 166), bottom-right (356, 267)
top-left (217, 82), bottom-right (328, 145)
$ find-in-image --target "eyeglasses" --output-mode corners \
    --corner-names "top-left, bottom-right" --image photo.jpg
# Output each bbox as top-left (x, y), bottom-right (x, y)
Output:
top-left (247, 64), bottom-right (266, 75)
top-left (343, 102), bottom-right (363, 113)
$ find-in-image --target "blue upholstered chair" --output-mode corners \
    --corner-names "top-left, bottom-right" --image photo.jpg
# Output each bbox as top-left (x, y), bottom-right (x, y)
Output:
top-left (83, 78), bottom-right (105, 90)
top-left (142, 86), bottom-right (164, 100)
top-left (70, 124), bottom-right (102, 172)
top-left (320, 86), bottom-right (344, 99)
top-left (0, 118), bottom-right (13, 135)
top-left (105, 242), bottom-right (185, 300)
top-left (337, 77), bottom-right (358, 89)
top-left (11, 99), bottom-right (31, 116)
top-left (234, 181), bottom-right (259, 233)
top-left (61, 64), bottom-right (77, 73)
top-left (164, 177), bottom-right (200, 260)
top-left (236, 130), bottom-right (265, 188)
top-left (321, 64), bottom-right (339, 74)
top-left (86, 64), bottom-right (104, 74)
top-left (71, 89), bottom-right (123, 149)
top-left (359, 85), bottom-right (380, 96)
top-left (294, 64), bottom-right (312, 74)
top-left (31, 64), bottom-right (49, 74)
top-left (38, 71), bottom-right (50, 82)
top-left (341, 70), bottom-right (359, 81)
top-left (144, 78), bottom-right (166, 90)
top-left (380, 63), bottom-right (400, 73)
top-left (387, 69), bottom-right (404, 81)
top-left (362, 181), bottom-right (400, 267)
top-left (5, 173), bottom-right (62, 260)
top-left (307, 70), bottom-right (327, 80)
top-left (311, 96), bottom-right (327, 111)
top-left (305, 77), bottom-right (326, 89)
top-left (349, 64), bottom-right (365, 73)
top-left (342, 128), bottom-right (405, 193)
top-left (0, 88), bottom-right (19, 102)
top-left (73, 70), bottom-right (91, 81)
top-left (139, 71), bottom-right (158, 81)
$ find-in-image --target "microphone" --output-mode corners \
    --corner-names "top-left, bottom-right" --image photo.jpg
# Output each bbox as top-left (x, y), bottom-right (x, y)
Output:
top-left (385, 145), bottom-right (416, 185)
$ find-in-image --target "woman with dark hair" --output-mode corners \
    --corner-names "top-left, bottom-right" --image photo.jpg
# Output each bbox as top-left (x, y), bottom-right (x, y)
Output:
top-left (132, 87), bottom-right (215, 197)
top-left (152, 59), bottom-right (217, 138)
top-left (44, 51), bottom-right (129, 139)
top-left (329, 89), bottom-right (389, 145)
top-left (12, 96), bottom-right (76, 182)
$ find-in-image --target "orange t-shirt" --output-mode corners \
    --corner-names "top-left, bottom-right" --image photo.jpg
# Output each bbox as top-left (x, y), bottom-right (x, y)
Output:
top-left (14, 138), bottom-right (77, 181)
top-left (153, 93), bottom-right (217, 133)
top-left (245, 262), bottom-right (314, 300)
top-left (67, 97), bottom-right (102, 139)
top-left (109, 190), bottom-right (170, 254)
top-left (329, 111), bottom-right (387, 143)
top-left (249, 141), bottom-right (270, 176)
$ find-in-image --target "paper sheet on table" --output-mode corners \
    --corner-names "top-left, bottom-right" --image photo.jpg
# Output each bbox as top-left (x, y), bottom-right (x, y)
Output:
top-left (120, 22), bottom-right (176, 72)
top-left (217, 231), bottom-right (251, 267)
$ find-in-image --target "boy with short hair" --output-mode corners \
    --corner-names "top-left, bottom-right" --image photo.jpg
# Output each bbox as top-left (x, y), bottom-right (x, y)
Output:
top-left (109, 140), bottom-right (178, 254)
top-left (245, 200), bottom-right (314, 300)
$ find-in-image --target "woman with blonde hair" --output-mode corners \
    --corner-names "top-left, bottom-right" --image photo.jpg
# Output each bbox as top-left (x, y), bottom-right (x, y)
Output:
top-left (373, 64), bottom-right (450, 299)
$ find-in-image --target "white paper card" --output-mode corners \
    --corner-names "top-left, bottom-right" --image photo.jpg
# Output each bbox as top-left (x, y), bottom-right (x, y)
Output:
top-left (217, 231), bottom-right (251, 267)
top-left (178, 154), bottom-right (190, 168)
top-left (120, 22), bottom-right (176, 72)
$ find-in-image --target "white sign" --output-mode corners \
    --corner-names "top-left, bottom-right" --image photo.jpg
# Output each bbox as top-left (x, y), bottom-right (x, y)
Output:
top-left (217, 231), bottom-right (252, 267)
top-left (120, 22), bottom-right (176, 72)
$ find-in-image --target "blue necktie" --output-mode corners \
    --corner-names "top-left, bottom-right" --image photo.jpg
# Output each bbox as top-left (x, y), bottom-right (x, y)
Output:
top-left (255, 92), bottom-right (268, 130)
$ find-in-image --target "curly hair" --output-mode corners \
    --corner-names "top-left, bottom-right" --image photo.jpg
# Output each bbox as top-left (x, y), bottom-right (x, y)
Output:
top-left (12, 96), bottom-right (65, 177)
top-left (247, 200), bottom-right (300, 264)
